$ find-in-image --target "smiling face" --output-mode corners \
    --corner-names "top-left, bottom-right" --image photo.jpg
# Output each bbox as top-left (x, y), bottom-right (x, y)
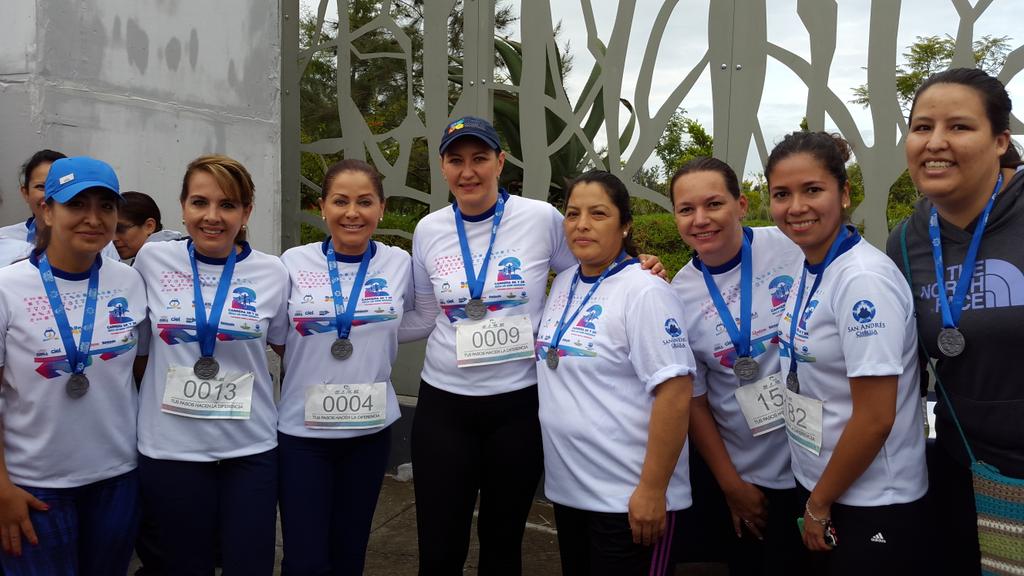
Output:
top-left (564, 181), bottom-right (629, 276)
top-left (181, 170), bottom-right (252, 259)
top-left (672, 170), bottom-right (748, 266)
top-left (20, 161), bottom-right (52, 222)
top-left (319, 169), bottom-right (384, 256)
top-left (441, 137), bottom-right (505, 216)
top-left (907, 82), bottom-right (1010, 219)
top-left (42, 188), bottom-right (118, 264)
top-left (768, 152), bottom-right (850, 264)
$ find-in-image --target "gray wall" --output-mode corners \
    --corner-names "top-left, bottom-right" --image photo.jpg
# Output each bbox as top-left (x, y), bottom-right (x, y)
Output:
top-left (0, 0), bottom-right (281, 254)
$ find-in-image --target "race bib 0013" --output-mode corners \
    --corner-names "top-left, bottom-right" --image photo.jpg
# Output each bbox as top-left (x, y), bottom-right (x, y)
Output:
top-left (161, 365), bottom-right (254, 420)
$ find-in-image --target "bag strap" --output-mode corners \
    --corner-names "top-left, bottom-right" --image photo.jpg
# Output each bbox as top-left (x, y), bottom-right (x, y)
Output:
top-left (899, 219), bottom-right (978, 464)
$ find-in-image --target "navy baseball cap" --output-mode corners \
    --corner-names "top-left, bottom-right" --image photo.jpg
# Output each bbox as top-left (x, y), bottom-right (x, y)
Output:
top-left (44, 156), bottom-right (121, 204)
top-left (438, 116), bottom-right (502, 155)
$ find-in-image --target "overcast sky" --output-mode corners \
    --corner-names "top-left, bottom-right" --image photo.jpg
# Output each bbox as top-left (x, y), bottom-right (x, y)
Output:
top-left (303, 0), bottom-right (1022, 176)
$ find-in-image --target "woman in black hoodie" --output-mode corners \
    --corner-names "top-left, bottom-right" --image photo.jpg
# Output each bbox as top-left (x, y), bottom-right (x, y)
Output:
top-left (886, 67), bottom-right (1024, 575)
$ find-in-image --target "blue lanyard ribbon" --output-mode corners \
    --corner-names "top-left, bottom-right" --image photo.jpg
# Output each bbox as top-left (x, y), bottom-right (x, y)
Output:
top-left (26, 218), bottom-right (36, 244)
top-left (38, 252), bottom-right (100, 375)
top-left (453, 194), bottom-right (506, 300)
top-left (549, 255), bottom-right (636, 352)
top-left (325, 241), bottom-right (373, 340)
top-left (699, 231), bottom-right (753, 359)
top-left (787, 226), bottom-right (849, 378)
top-left (189, 243), bottom-right (237, 358)
top-left (928, 173), bottom-right (1003, 330)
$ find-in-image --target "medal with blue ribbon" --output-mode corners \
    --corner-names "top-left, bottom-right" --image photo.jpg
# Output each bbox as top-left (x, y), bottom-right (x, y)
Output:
top-left (545, 254), bottom-right (636, 370)
top-left (454, 194), bottom-right (506, 320)
top-left (786, 226), bottom-right (850, 393)
top-left (699, 230), bottom-right (757, 381)
top-left (37, 252), bottom-right (100, 398)
top-left (189, 243), bottom-right (237, 379)
top-left (325, 240), bottom-right (373, 360)
top-left (928, 173), bottom-right (1003, 357)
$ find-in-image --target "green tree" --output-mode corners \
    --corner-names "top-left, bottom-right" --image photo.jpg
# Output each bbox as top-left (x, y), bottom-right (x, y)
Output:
top-left (654, 110), bottom-right (715, 180)
top-left (851, 34), bottom-right (1011, 111)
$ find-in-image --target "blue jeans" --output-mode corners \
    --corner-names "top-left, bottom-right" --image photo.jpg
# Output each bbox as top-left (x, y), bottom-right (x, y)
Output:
top-left (0, 469), bottom-right (140, 576)
top-left (278, 428), bottom-right (392, 576)
top-left (139, 448), bottom-right (278, 576)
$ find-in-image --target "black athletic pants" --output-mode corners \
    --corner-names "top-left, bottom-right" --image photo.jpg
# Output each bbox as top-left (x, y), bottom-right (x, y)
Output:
top-left (795, 486), bottom-right (928, 575)
top-left (411, 381), bottom-right (543, 576)
top-left (553, 504), bottom-right (681, 576)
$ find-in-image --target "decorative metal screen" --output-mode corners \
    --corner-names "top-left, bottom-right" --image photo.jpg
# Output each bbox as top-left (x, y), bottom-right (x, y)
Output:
top-left (282, 0), bottom-right (1022, 248)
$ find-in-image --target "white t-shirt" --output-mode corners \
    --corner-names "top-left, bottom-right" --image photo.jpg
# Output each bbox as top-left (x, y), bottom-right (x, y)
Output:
top-left (672, 227), bottom-right (803, 489)
top-left (536, 263), bottom-right (697, 513)
top-left (0, 255), bottom-right (143, 488)
top-left (411, 193), bottom-right (576, 396)
top-left (134, 240), bottom-right (289, 461)
top-left (777, 231), bottom-right (927, 506)
top-left (278, 240), bottom-right (412, 439)
top-left (0, 219), bottom-right (120, 262)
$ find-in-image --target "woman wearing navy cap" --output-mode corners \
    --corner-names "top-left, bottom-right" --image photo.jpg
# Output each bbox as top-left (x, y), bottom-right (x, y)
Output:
top-left (0, 156), bottom-right (145, 574)
top-left (769, 131), bottom-right (927, 574)
top-left (403, 116), bottom-right (664, 574)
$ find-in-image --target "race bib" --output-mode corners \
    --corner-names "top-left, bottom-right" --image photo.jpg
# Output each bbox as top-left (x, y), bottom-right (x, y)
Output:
top-left (304, 382), bottom-right (387, 429)
top-left (734, 373), bottom-right (786, 437)
top-left (161, 365), bottom-right (254, 420)
top-left (784, 388), bottom-right (824, 456)
top-left (456, 315), bottom-right (534, 367)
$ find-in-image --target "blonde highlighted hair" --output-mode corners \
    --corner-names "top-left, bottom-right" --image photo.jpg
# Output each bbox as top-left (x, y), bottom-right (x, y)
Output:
top-left (180, 155), bottom-right (255, 243)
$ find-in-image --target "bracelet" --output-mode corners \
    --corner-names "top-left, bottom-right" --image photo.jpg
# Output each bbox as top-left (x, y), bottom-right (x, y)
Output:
top-left (805, 501), bottom-right (830, 526)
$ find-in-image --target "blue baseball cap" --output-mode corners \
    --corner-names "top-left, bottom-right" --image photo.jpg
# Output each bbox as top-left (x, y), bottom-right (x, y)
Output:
top-left (438, 116), bottom-right (502, 155)
top-left (44, 156), bottom-right (121, 204)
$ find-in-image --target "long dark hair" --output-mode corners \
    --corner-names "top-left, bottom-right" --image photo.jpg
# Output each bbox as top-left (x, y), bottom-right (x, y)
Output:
top-left (910, 68), bottom-right (1021, 169)
top-left (564, 170), bottom-right (638, 257)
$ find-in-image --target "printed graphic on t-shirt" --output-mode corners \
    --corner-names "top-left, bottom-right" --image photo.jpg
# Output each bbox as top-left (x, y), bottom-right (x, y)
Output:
top-left (535, 294), bottom-right (605, 361)
top-left (289, 268), bottom-right (398, 337)
top-left (848, 299), bottom-right (887, 339)
top-left (919, 258), bottom-right (1024, 313)
top-left (769, 275), bottom-right (794, 314)
top-left (29, 291), bottom-right (139, 378)
top-left (153, 269), bottom-right (264, 346)
top-left (434, 248), bottom-right (529, 322)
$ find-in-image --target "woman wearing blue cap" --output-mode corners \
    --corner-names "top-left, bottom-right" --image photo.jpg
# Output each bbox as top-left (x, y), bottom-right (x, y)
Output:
top-left (133, 155), bottom-right (289, 576)
top-left (0, 150), bottom-right (121, 266)
top-left (403, 116), bottom-right (664, 574)
top-left (0, 156), bottom-right (145, 574)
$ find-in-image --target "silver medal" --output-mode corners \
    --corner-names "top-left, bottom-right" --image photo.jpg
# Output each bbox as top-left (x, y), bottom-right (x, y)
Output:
top-left (331, 338), bottom-right (354, 360)
top-left (66, 373), bottom-right (90, 399)
top-left (786, 372), bottom-right (799, 393)
top-left (194, 356), bottom-right (220, 380)
top-left (733, 357), bottom-right (759, 382)
top-left (546, 351), bottom-right (559, 370)
top-left (937, 327), bottom-right (966, 357)
top-left (466, 298), bottom-right (487, 321)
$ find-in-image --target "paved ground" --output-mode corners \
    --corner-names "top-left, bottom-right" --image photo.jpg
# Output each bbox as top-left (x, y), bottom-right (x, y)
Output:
top-left (129, 475), bottom-right (726, 575)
